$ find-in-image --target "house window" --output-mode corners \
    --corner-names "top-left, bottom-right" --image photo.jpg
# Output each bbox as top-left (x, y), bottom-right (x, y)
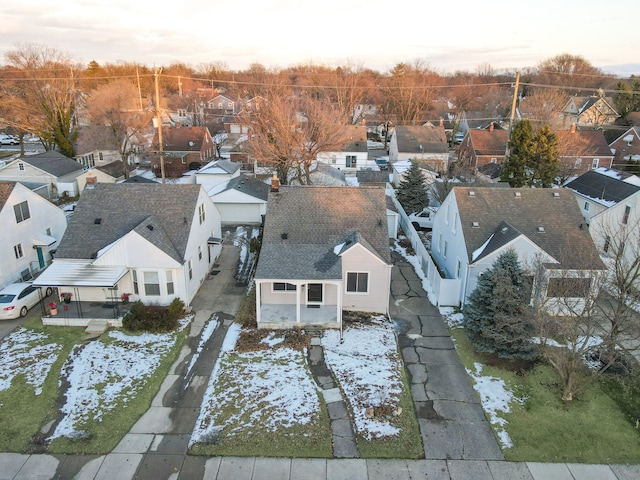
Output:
top-left (443, 241), bottom-right (448, 259)
top-left (99, 152), bottom-right (104, 162)
top-left (198, 204), bottom-right (205, 224)
top-left (547, 277), bottom-right (591, 298)
top-left (218, 102), bottom-right (223, 109)
top-left (574, 158), bottom-right (582, 168)
top-left (132, 270), bottom-right (139, 294)
top-left (584, 202), bottom-right (590, 212)
top-left (13, 244), bottom-right (23, 259)
top-left (166, 270), bottom-right (174, 295)
top-left (331, 155), bottom-right (337, 164)
top-left (18, 162), bottom-right (24, 171)
top-left (592, 158), bottom-right (599, 169)
top-left (622, 205), bottom-right (631, 225)
top-left (13, 201), bottom-right (30, 223)
top-left (346, 272), bottom-right (368, 293)
top-left (188, 259), bottom-right (193, 280)
top-left (143, 271), bottom-right (160, 296)
top-left (198, 245), bottom-right (202, 260)
top-left (603, 236), bottom-right (611, 253)
top-left (346, 155), bottom-right (357, 168)
top-left (273, 282), bottom-right (296, 292)
top-left (491, 158), bottom-right (497, 164)
top-left (438, 233), bottom-right (442, 253)
top-left (456, 259), bottom-right (461, 278)
top-left (46, 227), bottom-right (52, 236)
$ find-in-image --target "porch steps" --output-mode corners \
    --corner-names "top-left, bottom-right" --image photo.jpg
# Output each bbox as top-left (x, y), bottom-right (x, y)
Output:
top-left (85, 319), bottom-right (108, 335)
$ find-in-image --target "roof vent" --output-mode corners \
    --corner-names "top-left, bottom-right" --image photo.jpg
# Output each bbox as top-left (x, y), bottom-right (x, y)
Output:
top-left (94, 218), bottom-right (102, 225)
top-left (472, 221), bottom-right (480, 228)
top-left (553, 192), bottom-right (560, 197)
top-left (514, 191), bottom-right (522, 198)
top-left (147, 224), bottom-right (154, 231)
top-left (281, 233), bottom-right (288, 240)
top-left (537, 226), bottom-right (545, 233)
top-left (468, 190), bottom-right (475, 196)
top-left (501, 226), bottom-right (508, 233)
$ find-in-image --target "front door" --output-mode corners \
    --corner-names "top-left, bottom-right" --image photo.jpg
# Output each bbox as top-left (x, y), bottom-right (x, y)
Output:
top-left (307, 283), bottom-right (323, 304)
top-left (36, 247), bottom-right (45, 269)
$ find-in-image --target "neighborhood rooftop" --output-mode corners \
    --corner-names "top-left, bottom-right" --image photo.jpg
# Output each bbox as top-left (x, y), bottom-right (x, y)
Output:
top-left (565, 169), bottom-right (640, 205)
top-left (20, 151), bottom-right (84, 177)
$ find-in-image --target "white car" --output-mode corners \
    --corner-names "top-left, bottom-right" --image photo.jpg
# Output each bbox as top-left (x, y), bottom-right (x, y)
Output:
top-left (408, 208), bottom-right (436, 230)
top-left (0, 134), bottom-right (19, 146)
top-left (0, 282), bottom-right (51, 319)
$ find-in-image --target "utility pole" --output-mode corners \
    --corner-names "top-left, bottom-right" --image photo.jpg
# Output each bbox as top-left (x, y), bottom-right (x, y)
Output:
top-left (154, 67), bottom-right (166, 184)
top-left (505, 71), bottom-right (521, 159)
top-left (136, 66), bottom-right (143, 111)
top-left (178, 76), bottom-right (182, 97)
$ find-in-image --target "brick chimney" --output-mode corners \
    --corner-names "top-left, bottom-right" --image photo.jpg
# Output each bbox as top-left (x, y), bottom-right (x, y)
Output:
top-left (270, 174), bottom-right (280, 192)
top-left (489, 123), bottom-right (494, 132)
top-left (570, 123), bottom-right (577, 134)
top-left (85, 173), bottom-right (97, 189)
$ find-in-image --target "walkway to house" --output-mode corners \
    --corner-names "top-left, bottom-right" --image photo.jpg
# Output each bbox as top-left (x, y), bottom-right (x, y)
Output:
top-left (0, 244), bottom-right (638, 478)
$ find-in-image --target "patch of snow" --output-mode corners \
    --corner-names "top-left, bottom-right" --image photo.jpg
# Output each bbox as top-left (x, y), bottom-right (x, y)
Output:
top-left (185, 316), bottom-right (219, 378)
top-left (323, 318), bottom-right (402, 439)
top-left (466, 362), bottom-right (525, 449)
top-left (333, 242), bottom-right (345, 255)
top-left (50, 328), bottom-right (182, 440)
top-left (191, 345), bottom-right (320, 444)
top-left (472, 234), bottom-right (494, 262)
top-left (0, 328), bottom-right (61, 396)
top-left (260, 332), bottom-right (285, 347)
top-left (440, 307), bottom-right (464, 328)
top-left (392, 239), bottom-right (439, 306)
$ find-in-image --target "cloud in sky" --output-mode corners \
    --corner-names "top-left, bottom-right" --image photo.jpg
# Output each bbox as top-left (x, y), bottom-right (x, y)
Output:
top-left (0, 0), bottom-right (638, 76)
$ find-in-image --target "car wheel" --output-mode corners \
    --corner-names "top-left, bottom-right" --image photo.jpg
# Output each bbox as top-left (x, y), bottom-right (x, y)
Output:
top-left (46, 287), bottom-right (53, 296)
top-left (20, 306), bottom-right (28, 317)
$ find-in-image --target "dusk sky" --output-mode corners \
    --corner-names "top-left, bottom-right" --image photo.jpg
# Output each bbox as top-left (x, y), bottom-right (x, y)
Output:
top-left (1, 0), bottom-right (638, 76)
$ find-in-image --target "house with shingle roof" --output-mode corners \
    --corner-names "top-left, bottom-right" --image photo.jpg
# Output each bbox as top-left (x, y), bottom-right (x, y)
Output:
top-left (0, 151), bottom-right (86, 199)
top-left (431, 187), bottom-right (605, 311)
top-left (150, 126), bottom-right (215, 178)
top-left (316, 125), bottom-right (375, 172)
top-left (207, 174), bottom-right (269, 224)
top-left (254, 182), bottom-right (392, 328)
top-left (0, 181), bottom-right (67, 290)
top-left (560, 95), bottom-right (619, 128)
top-left (195, 159), bottom-right (241, 188)
top-left (33, 183), bottom-right (222, 325)
top-left (74, 125), bottom-right (121, 169)
top-left (564, 168), bottom-right (640, 277)
top-left (609, 126), bottom-right (640, 169)
top-left (457, 125), bottom-right (508, 171)
top-left (76, 160), bottom-right (136, 191)
top-left (556, 126), bottom-right (614, 178)
top-left (388, 125), bottom-right (449, 172)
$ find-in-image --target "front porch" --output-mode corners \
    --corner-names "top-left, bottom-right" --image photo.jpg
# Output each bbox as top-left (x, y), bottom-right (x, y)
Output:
top-left (258, 304), bottom-right (340, 329)
top-left (42, 300), bottom-right (130, 327)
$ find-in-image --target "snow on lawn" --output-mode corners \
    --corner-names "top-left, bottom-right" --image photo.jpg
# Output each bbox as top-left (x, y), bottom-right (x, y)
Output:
top-left (322, 317), bottom-right (403, 439)
top-left (50, 322), bottom-right (188, 440)
top-left (466, 362), bottom-right (525, 449)
top-left (191, 324), bottom-right (320, 445)
top-left (0, 328), bottom-right (62, 396)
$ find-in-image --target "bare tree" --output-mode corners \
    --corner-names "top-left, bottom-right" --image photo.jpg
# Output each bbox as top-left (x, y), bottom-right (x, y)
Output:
top-left (521, 88), bottom-right (566, 128)
top-left (4, 43), bottom-right (80, 157)
top-left (239, 92), bottom-right (350, 184)
top-left (84, 79), bottom-right (153, 177)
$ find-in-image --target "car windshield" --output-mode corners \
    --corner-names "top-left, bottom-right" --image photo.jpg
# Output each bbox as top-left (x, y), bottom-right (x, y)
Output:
top-left (0, 294), bottom-right (17, 303)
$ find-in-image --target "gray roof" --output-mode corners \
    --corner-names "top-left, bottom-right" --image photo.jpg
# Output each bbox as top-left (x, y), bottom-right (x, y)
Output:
top-left (394, 125), bottom-right (448, 154)
top-left (565, 169), bottom-right (640, 204)
top-left (198, 159), bottom-right (241, 175)
top-left (356, 170), bottom-right (389, 184)
top-left (96, 160), bottom-right (135, 178)
top-left (74, 125), bottom-right (119, 156)
top-left (0, 182), bottom-right (16, 211)
top-left (55, 183), bottom-right (203, 262)
top-left (454, 187), bottom-right (604, 270)
top-left (122, 175), bottom-right (158, 184)
top-left (255, 185), bottom-right (390, 280)
top-left (223, 174), bottom-right (270, 201)
top-left (22, 151), bottom-right (85, 177)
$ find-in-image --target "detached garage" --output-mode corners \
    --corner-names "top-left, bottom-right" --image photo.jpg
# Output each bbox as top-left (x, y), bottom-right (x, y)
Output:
top-left (208, 174), bottom-right (269, 225)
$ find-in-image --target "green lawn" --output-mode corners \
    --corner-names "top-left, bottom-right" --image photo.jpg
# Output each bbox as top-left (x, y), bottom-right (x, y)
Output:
top-left (451, 328), bottom-right (640, 463)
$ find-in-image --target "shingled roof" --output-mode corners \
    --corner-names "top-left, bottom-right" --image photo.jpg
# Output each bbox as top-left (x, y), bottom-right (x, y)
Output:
top-left (454, 187), bottom-right (604, 270)
top-left (565, 169), bottom-right (640, 206)
top-left (22, 151), bottom-right (85, 177)
top-left (0, 182), bottom-right (16, 210)
top-left (255, 186), bottom-right (390, 280)
top-left (151, 126), bottom-right (210, 152)
top-left (468, 130), bottom-right (508, 156)
top-left (395, 125), bottom-right (448, 154)
top-left (55, 183), bottom-right (202, 262)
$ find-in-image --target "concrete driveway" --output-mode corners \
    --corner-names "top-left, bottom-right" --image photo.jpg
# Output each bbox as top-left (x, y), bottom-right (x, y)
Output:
top-left (388, 250), bottom-right (504, 461)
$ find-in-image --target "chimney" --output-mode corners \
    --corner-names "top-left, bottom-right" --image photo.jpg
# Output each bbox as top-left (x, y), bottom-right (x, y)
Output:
top-left (85, 173), bottom-right (97, 189)
top-left (270, 174), bottom-right (280, 192)
top-left (570, 123), bottom-right (577, 134)
top-left (439, 118), bottom-right (443, 127)
top-left (489, 123), bottom-right (494, 132)
top-left (361, 118), bottom-right (366, 126)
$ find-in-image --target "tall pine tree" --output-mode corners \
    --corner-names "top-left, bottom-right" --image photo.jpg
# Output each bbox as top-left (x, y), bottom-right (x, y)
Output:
top-left (463, 250), bottom-right (537, 360)
top-left (396, 160), bottom-right (429, 214)
top-left (501, 120), bottom-right (533, 187)
top-left (530, 124), bottom-right (559, 188)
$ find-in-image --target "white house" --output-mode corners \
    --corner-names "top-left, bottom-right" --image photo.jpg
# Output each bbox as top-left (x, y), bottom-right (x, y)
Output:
top-left (0, 151), bottom-right (85, 199)
top-left (388, 125), bottom-right (449, 172)
top-left (207, 174), bottom-right (269, 225)
top-left (194, 159), bottom-right (241, 188)
top-left (254, 182), bottom-right (392, 329)
top-left (34, 183), bottom-right (222, 326)
top-left (431, 187), bottom-right (605, 311)
top-left (0, 182), bottom-right (67, 290)
top-left (316, 125), bottom-right (376, 172)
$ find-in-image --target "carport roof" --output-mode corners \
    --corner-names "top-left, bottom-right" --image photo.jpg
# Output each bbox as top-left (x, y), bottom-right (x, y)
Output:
top-left (33, 262), bottom-right (128, 288)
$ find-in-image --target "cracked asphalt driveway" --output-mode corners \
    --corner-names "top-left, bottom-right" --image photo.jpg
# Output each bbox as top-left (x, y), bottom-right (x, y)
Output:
top-left (389, 250), bottom-right (503, 461)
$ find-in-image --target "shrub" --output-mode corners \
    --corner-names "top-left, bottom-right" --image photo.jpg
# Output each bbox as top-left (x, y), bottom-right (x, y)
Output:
top-left (122, 299), bottom-right (186, 332)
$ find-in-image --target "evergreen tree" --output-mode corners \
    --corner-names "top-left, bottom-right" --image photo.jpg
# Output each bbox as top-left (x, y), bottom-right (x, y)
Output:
top-left (530, 124), bottom-right (559, 188)
top-left (500, 120), bottom-right (533, 187)
top-left (613, 81), bottom-right (635, 120)
top-left (396, 160), bottom-right (429, 214)
top-left (463, 250), bottom-right (537, 360)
